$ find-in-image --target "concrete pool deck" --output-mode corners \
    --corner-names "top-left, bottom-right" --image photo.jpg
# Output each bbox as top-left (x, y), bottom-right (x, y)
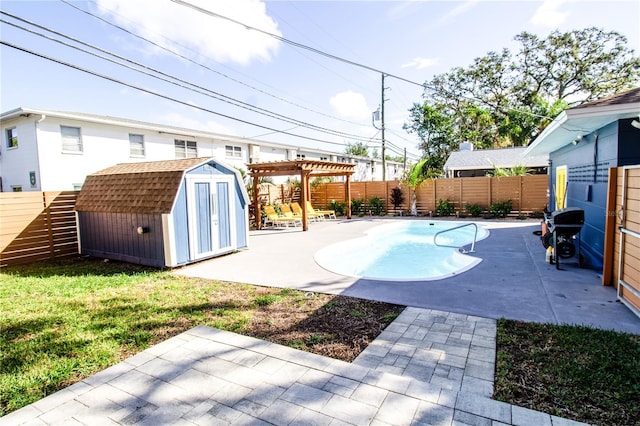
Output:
top-left (176, 217), bottom-right (640, 335)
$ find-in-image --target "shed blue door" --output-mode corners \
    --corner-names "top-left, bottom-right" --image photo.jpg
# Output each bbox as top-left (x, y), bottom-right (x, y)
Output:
top-left (195, 182), bottom-right (213, 254)
top-left (187, 177), bottom-right (234, 260)
top-left (217, 182), bottom-right (231, 249)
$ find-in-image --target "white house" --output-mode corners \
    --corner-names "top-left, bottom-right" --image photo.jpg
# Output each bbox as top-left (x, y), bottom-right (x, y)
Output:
top-left (0, 108), bottom-right (405, 192)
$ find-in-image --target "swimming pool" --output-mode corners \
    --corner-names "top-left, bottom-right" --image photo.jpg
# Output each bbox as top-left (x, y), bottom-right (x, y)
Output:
top-left (314, 221), bottom-right (489, 281)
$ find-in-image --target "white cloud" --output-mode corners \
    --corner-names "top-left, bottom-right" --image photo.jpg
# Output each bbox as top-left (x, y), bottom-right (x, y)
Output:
top-left (329, 91), bottom-right (372, 120)
top-left (95, 0), bottom-right (280, 65)
top-left (401, 57), bottom-right (440, 70)
top-left (531, 0), bottom-right (568, 28)
top-left (436, 0), bottom-right (480, 26)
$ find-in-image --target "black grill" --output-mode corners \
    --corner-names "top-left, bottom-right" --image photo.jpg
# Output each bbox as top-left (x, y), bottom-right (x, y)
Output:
top-left (542, 207), bottom-right (584, 269)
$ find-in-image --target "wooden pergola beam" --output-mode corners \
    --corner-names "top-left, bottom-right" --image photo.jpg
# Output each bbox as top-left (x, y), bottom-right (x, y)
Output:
top-left (248, 160), bottom-right (355, 231)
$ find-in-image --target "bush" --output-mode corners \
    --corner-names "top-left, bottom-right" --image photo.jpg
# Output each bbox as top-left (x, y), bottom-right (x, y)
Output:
top-left (389, 187), bottom-right (405, 210)
top-left (328, 200), bottom-right (347, 216)
top-left (465, 202), bottom-right (484, 217)
top-left (351, 198), bottom-right (365, 217)
top-left (369, 196), bottom-right (385, 216)
top-left (489, 200), bottom-right (513, 218)
top-left (435, 199), bottom-right (455, 217)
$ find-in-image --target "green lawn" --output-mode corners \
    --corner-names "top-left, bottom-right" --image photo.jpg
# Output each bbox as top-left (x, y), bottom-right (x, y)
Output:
top-left (2, 257), bottom-right (639, 426)
top-left (495, 319), bottom-right (640, 426)
top-left (0, 257), bottom-right (400, 416)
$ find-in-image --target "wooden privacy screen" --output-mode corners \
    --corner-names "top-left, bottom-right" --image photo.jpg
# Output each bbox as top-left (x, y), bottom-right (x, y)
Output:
top-left (609, 167), bottom-right (640, 316)
top-left (0, 191), bottom-right (79, 267)
top-left (311, 175), bottom-right (548, 214)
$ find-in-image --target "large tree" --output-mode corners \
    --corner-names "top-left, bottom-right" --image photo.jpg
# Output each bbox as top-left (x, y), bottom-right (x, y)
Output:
top-left (406, 27), bottom-right (640, 175)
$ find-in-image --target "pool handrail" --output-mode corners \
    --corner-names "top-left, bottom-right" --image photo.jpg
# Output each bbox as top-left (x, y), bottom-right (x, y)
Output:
top-left (434, 222), bottom-right (478, 253)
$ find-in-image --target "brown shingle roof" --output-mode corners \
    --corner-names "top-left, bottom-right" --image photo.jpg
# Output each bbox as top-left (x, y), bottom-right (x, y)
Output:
top-left (572, 87), bottom-right (640, 109)
top-left (75, 158), bottom-right (211, 214)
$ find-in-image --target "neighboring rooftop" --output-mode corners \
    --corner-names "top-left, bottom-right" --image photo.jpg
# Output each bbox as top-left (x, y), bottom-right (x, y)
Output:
top-left (444, 147), bottom-right (548, 177)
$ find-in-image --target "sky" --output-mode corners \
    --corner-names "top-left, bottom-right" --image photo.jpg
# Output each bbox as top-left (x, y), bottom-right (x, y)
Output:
top-left (1, 0), bottom-right (639, 162)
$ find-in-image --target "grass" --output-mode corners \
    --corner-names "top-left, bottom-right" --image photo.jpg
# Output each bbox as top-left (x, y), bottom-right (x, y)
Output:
top-left (2, 257), bottom-right (639, 425)
top-left (495, 319), bottom-right (640, 426)
top-left (0, 257), bottom-right (402, 416)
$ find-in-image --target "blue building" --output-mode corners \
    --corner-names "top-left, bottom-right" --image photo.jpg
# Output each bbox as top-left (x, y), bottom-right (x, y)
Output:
top-left (525, 87), bottom-right (640, 270)
top-left (75, 157), bottom-right (249, 268)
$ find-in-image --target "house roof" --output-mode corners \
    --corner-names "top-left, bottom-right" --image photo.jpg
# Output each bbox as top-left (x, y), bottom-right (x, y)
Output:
top-left (525, 87), bottom-right (640, 156)
top-left (443, 147), bottom-right (548, 171)
top-left (75, 157), bottom-right (234, 214)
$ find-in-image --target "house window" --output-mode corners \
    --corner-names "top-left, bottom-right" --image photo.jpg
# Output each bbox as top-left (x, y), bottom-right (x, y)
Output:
top-left (297, 154), bottom-right (306, 159)
top-left (225, 145), bottom-right (242, 158)
top-left (320, 156), bottom-right (328, 161)
top-left (6, 127), bottom-right (18, 148)
top-left (11, 185), bottom-right (22, 192)
top-left (61, 126), bottom-right (83, 153)
top-left (175, 139), bottom-right (197, 158)
top-left (129, 134), bottom-right (145, 157)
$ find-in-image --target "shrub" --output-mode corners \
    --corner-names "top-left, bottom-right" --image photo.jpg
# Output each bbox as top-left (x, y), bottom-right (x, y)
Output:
top-left (351, 198), bottom-right (365, 216)
top-left (489, 200), bottom-right (513, 218)
top-left (435, 199), bottom-right (455, 217)
top-left (465, 202), bottom-right (484, 217)
top-left (328, 200), bottom-right (347, 216)
top-left (369, 196), bottom-right (385, 216)
top-left (389, 187), bottom-right (405, 210)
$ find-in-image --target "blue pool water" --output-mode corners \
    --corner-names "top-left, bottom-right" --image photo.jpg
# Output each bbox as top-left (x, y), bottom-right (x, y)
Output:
top-left (314, 221), bottom-right (489, 281)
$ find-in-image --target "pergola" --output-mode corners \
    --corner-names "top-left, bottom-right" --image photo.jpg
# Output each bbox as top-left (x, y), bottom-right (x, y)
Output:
top-left (247, 160), bottom-right (356, 231)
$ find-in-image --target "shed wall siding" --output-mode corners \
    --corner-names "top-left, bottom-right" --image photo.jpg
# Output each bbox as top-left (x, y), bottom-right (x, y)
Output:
top-left (78, 211), bottom-right (165, 267)
top-left (173, 180), bottom-right (190, 265)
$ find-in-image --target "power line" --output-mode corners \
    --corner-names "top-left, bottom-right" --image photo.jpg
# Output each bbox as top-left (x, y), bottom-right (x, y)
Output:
top-left (170, 0), bottom-right (427, 88)
top-left (1, 11), bottom-right (377, 143)
top-left (59, 0), bottom-right (371, 128)
top-left (0, 40), bottom-right (365, 148)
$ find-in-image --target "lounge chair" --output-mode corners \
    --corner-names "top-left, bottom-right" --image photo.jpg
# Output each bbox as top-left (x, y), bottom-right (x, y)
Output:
top-left (280, 204), bottom-right (297, 219)
top-left (307, 201), bottom-right (336, 220)
top-left (291, 202), bottom-right (322, 222)
top-left (263, 205), bottom-right (302, 227)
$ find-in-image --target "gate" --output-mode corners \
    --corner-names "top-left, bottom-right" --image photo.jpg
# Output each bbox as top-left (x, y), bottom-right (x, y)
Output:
top-left (616, 166), bottom-right (640, 318)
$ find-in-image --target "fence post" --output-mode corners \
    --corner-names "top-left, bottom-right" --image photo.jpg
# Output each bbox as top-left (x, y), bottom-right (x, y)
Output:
top-left (43, 192), bottom-right (55, 258)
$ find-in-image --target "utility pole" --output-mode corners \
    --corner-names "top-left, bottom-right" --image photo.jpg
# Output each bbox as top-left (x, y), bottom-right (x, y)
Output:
top-left (381, 73), bottom-right (386, 181)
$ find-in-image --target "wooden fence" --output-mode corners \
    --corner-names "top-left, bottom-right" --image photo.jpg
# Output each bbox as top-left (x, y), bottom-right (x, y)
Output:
top-left (0, 191), bottom-right (79, 267)
top-left (311, 175), bottom-right (549, 215)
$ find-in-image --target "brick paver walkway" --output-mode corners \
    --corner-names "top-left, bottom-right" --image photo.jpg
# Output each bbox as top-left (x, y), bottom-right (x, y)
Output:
top-left (1, 308), bottom-right (588, 425)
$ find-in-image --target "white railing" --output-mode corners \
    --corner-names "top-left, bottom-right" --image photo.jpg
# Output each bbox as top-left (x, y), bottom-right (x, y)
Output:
top-left (434, 223), bottom-right (479, 254)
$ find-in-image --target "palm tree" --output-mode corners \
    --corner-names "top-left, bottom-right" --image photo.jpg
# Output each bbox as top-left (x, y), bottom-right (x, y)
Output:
top-left (400, 158), bottom-right (435, 216)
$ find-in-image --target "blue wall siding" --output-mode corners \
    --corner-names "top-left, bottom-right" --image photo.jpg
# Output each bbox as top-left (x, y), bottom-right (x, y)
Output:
top-left (550, 121), bottom-right (619, 270)
top-left (78, 211), bottom-right (165, 267)
top-left (187, 163), bottom-right (225, 176)
top-left (173, 180), bottom-right (190, 265)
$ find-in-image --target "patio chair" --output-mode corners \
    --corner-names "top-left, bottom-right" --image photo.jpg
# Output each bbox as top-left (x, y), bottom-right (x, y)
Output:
top-left (307, 201), bottom-right (336, 220)
top-left (291, 202), bottom-right (322, 222)
top-left (263, 205), bottom-right (302, 228)
top-left (280, 204), bottom-right (297, 219)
